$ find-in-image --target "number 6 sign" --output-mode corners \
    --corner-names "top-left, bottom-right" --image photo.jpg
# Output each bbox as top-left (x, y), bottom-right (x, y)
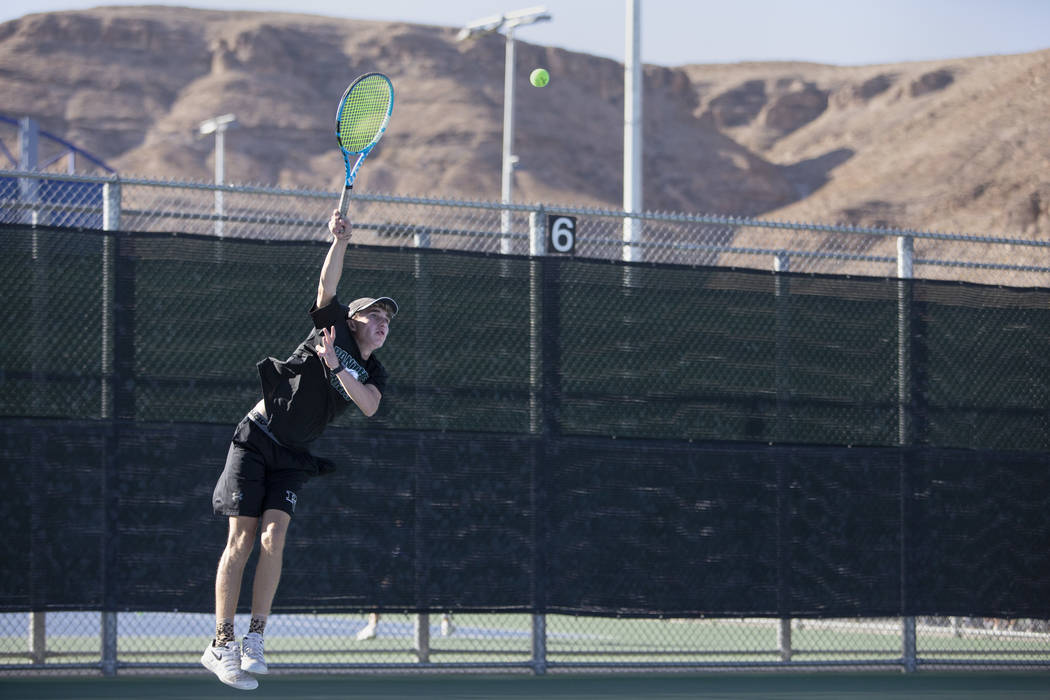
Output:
top-left (547, 215), bottom-right (577, 254)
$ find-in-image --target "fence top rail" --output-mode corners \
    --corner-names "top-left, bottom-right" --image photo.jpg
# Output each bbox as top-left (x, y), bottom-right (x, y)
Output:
top-left (2, 168), bottom-right (1047, 250)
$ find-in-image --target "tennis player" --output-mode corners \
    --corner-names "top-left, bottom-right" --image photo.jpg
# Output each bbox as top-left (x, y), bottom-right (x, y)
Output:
top-left (201, 209), bottom-right (397, 690)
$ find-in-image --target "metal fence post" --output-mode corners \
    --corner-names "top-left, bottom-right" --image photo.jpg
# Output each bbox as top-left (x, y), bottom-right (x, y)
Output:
top-left (896, 234), bottom-right (917, 673)
top-left (778, 620), bottom-right (793, 663)
top-left (102, 182), bottom-right (118, 420)
top-left (414, 613), bottom-right (431, 664)
top-left (531, 613), bottom-right (547, 675)
top-left (18, 118), bottom-right (40, 226)
top-left (529, 210), bottom-right (545, 433)
top-left (529, 210), bottom-right (545, 257)
top-left (529, 209), bottom-right (549, 675)
top-left (902, 617), bottom-right (917, 673)
top-left (413, 223), bottom-right (432, 650)
top-left (27, 162), bottom-right (47, 666)
top-left (103, 178), bottom-right (121, 232)
top-left (773, 252), bottom-right (793, 663)
top-left (101, 614), bottom-right (117, 676)
top-left (28, 612), bottom-right (46, 665)
top-left (100, 177), bottom-right (121, 677)
top-left (25, 465), bottom-right (44, 666)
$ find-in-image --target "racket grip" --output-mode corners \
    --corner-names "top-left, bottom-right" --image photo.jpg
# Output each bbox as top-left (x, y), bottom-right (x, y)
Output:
top-left (338, 186), bottom-right (352, 216)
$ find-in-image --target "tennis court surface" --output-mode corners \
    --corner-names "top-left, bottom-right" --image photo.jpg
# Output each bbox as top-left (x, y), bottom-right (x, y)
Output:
top-left (1, 672), bottom-right (1048, 699)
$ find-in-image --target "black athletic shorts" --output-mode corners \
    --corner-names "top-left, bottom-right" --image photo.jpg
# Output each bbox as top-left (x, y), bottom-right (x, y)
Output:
top-left (212, 413), bottom-right (315, 518)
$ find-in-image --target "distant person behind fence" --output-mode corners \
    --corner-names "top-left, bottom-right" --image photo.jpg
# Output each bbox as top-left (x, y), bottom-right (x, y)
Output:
top-left (201, 209), bottom-right (397, 691)
top-left (355, 612), bottom-right (455, 641)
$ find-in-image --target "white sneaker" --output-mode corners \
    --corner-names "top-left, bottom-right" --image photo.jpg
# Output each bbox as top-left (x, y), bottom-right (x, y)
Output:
top-left (356, 622), bottom-right (378, 641)
top-left (201, 641), bottom-right (258, 690)
top-left (441, 613), bottom-right (455, 637)
top-left (240, 632), bottom-right (268, 674)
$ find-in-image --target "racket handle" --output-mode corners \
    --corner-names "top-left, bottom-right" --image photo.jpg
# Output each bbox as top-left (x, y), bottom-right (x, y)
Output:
top-left (338, 186), bottom-right (352, 216)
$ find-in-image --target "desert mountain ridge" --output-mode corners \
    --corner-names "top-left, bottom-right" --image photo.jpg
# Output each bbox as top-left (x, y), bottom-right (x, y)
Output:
top-left (0, 5), bottom-right (1048, 238)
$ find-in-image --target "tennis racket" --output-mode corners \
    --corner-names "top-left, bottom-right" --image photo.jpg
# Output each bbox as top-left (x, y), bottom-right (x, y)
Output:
top-left (335, 72), bottom-right (394, 215)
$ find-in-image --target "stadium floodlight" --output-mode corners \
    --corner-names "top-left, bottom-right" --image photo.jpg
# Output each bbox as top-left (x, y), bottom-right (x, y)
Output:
top-left (455, 12), bottom-right (506, 41)
top-left (456, 5), bottom-right (550, 40)
top-left (198, 114), bottom-right (237, 236)
top-left (198, 113), bottom-right (237, 136)
top-left (458, 6), bottom-right (551, 245)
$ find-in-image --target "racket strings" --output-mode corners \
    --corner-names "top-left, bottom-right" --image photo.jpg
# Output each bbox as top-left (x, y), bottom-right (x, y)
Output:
top-left (338, 76), bottom-right (392, 153)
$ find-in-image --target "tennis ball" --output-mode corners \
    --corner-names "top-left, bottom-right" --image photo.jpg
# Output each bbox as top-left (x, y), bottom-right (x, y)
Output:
top-left (530, 68), bottom-right (550, 88)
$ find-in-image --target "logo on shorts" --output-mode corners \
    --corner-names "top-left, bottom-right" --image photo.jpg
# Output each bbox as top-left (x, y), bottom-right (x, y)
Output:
top-left (232, 491), bottom-right (243, 503)
top-left (285, 490), bottom-right (297, 512)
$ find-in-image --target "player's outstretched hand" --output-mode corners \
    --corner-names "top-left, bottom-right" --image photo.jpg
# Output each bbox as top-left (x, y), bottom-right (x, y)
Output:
top-left (315, 326), bottom-right (339, 369)
top-left (328, 209), bottom-right (352, 241)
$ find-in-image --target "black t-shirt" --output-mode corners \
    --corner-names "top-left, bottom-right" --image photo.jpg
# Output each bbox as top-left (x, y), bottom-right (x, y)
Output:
top-left (256, 296), bottom-right (388, 451)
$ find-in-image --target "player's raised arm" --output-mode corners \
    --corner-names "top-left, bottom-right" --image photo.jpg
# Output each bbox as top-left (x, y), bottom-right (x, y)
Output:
top-left (316, 209), bottom-right (352, 308)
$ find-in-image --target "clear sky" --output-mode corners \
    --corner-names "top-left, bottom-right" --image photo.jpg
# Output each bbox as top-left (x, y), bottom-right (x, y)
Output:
top-left (1, 0), bottom-right (1048, 66)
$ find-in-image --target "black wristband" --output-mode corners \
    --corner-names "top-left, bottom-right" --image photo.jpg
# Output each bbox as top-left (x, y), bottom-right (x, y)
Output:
top-left (329, 362), bottom-right (344, 375)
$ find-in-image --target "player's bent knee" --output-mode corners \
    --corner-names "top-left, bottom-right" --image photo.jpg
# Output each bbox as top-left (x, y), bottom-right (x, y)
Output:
top-left (258, 525), bottom-right (286, 555)
top-left (259, 510), bottom-right (291, 554)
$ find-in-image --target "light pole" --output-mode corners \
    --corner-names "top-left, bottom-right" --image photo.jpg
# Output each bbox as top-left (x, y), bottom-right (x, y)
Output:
top-left (458, 6), bottom-right (551, 250)
top-left (623, 0), bottom-right (642, 265)
top-left (199, 113), bottom-right (237, 237)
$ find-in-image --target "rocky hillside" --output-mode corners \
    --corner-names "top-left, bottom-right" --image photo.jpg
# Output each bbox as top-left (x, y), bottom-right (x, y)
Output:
top-left (1, 6), bottom-right (1047, 237)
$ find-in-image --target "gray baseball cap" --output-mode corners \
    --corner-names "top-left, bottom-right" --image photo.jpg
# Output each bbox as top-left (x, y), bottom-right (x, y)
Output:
top-left (345, 296), bottom-right (399, 319)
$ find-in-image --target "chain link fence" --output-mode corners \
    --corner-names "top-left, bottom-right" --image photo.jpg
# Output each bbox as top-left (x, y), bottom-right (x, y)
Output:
top-left (3, 169), bottom-right (1050, 286)
top-left (1, 169), bottom-right (1048, 676)
top-left (3, 612), bottom-right (1048, 674)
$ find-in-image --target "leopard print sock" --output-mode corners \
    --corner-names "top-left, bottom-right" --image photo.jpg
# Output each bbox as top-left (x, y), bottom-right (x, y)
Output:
top-left (249, 616), bottom-right (266, 636)
top-left (214, 620), bottom-right (235, 646)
